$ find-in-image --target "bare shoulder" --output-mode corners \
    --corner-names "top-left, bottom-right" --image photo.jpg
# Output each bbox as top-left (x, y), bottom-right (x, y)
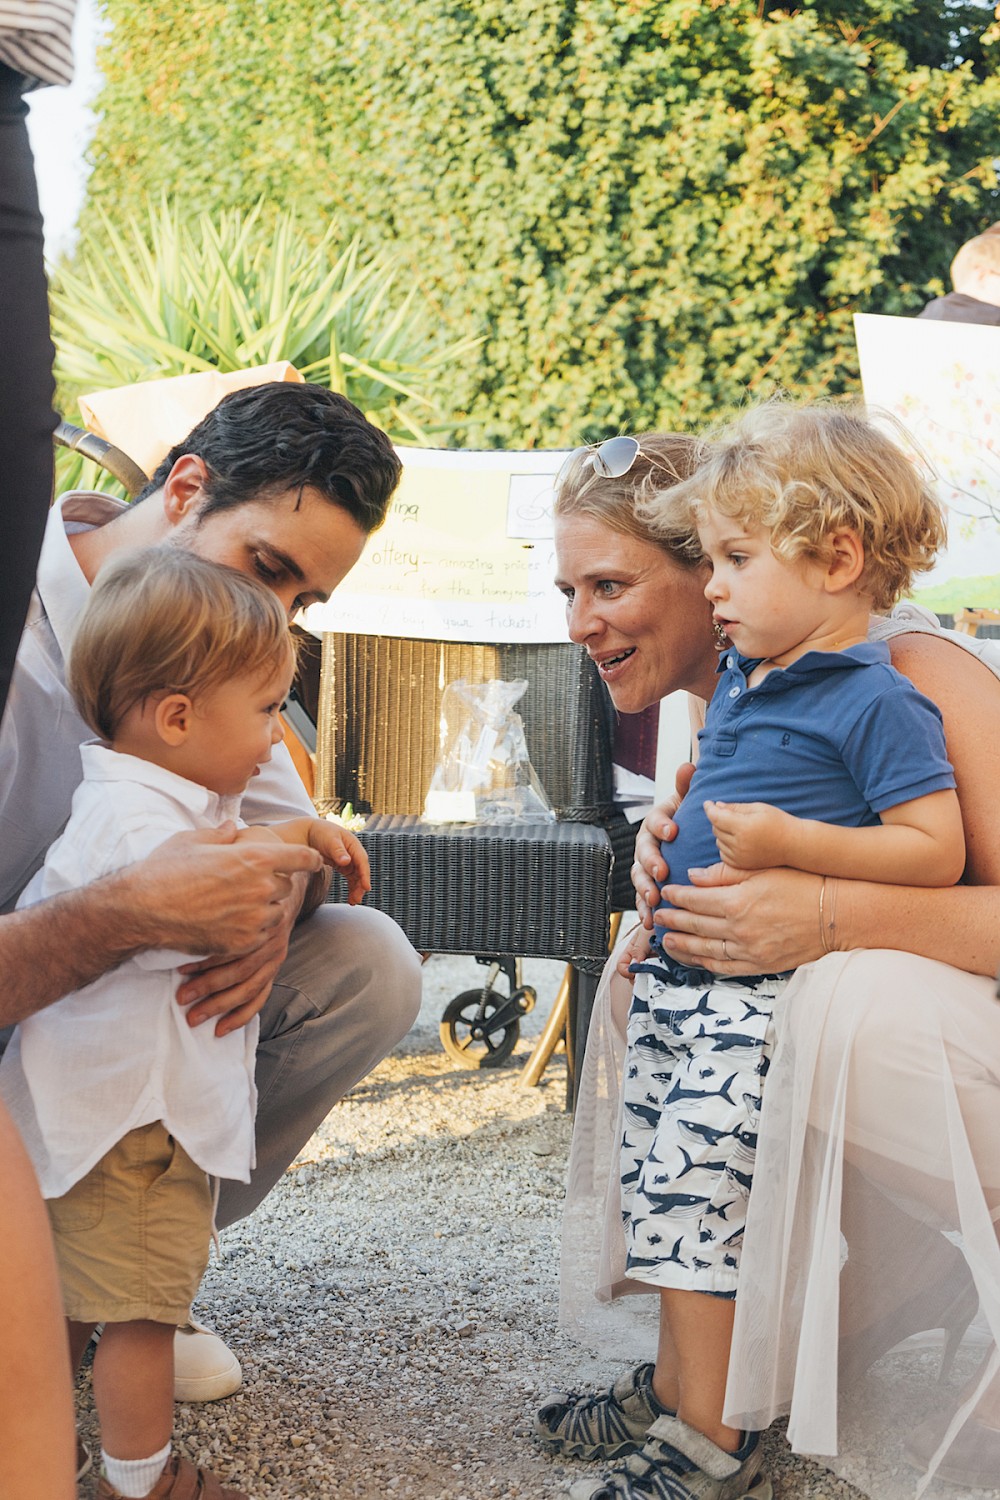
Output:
top-left (887, 631), bottom-right (1000, 712)
top-left (888, 631), bottom-right (1000, 883)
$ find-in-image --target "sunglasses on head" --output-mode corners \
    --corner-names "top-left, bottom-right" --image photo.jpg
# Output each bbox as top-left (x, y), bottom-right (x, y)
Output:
top-left (559, 435), bottom-right (641, 484)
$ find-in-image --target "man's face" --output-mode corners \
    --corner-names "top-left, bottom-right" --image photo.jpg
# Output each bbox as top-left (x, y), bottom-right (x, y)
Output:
top-left (170, 486), bottom-right (369, 617)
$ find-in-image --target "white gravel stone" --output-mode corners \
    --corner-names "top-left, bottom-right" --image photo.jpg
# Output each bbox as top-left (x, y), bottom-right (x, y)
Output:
top-left (75, 954), bottom-right (866, 1499)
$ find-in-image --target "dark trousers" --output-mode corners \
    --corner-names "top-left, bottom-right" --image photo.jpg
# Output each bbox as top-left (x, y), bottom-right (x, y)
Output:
top-left (0, 63), bottom-right (56, 726)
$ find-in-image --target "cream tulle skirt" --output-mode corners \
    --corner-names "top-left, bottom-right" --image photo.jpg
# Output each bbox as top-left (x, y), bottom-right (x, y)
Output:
top-left (560, 935), bottom-right (1000, 1498)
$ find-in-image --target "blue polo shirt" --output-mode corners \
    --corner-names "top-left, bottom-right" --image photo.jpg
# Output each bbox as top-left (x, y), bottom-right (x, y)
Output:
top-left (637, 642), bottom-right (956, 985)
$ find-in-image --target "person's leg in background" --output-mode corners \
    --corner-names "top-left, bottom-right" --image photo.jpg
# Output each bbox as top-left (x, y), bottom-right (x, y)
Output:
top-left (0, 61), bottom-right (58, 723)
top-left (0, 62), bottom-right (75, 1500)
top-left (0, 1099), bottom-right (76, 1500)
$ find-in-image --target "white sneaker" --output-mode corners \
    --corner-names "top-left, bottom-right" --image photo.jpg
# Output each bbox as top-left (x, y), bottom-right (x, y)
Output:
top-left (173, 1317), bottom-right (242, 1402)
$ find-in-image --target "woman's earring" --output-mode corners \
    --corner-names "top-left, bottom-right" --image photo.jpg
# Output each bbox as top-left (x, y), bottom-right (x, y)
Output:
top-left (713, 621), bottom-right (730, 650)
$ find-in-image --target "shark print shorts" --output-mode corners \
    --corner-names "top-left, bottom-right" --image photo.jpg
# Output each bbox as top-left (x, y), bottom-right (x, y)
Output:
top-left (620, 968), bottom-right (787, 1298)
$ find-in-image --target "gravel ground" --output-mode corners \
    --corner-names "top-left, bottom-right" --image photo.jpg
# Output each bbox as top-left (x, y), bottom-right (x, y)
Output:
top-left (75, 955), bottom-right (868, 1500)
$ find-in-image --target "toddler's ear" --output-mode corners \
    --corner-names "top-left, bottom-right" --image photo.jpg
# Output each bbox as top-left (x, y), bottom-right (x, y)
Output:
top-left (154, 692), bottom-right (194, 746)
top-left (824, 528), bottom-right (865, 593)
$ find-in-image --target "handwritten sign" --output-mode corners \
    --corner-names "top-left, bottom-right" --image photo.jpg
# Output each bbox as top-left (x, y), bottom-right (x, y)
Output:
top-left (854, 313), bottom-right (1000, 613)
top-left (304, 447), bottom-right (569, 642)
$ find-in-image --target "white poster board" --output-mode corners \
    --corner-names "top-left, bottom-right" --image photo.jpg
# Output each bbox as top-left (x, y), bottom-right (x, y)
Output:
top-left (854, 313), bottom-right (1000, 614)
top-left (304, 447), bottom-right (567, 643)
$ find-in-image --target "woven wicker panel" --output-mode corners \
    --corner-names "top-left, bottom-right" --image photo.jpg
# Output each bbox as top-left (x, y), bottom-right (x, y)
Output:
top-left (603, 811), bottom-right (639, 912)
top-left (314, 635), bottom-right (615, 819)
top-left (325, 815), bottom-right (612, 969)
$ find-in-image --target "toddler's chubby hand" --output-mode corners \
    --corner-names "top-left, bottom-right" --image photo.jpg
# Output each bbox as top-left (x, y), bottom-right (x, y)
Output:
top-left (704, 799), bottom-right (798, 871)
top-left (306, 819), bottom-right (371, 906)
top-left (616, 919), bottom-right (655, 977)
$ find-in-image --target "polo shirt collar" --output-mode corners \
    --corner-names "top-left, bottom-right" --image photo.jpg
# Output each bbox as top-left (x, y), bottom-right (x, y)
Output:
top-left (716, 640), bottom-right (890, 685)
top-left (79, 742), bottom-right (243, 824)
top-left (36, 491), bottom-right (129, 657)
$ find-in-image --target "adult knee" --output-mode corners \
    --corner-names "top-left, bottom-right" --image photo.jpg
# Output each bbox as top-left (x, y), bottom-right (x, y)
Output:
top-left (289, 901), bottom-right (421, 1041)
top-left (350, 904), bottom-right (422, 1040)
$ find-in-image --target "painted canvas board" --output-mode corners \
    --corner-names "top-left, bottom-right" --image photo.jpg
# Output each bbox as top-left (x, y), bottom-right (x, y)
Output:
top-left (854, 313), bottom-right (1000, 616)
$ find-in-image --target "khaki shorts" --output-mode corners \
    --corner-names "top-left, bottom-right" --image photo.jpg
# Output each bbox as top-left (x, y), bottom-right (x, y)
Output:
top-left (47, 1121), bottom-right (212, 1325)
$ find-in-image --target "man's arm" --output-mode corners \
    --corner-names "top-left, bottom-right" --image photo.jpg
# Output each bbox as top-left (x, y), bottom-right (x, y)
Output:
top-left (0, 824), bottom-right (323, 1029)
top-left (704, 789), bottom-right (966, 887)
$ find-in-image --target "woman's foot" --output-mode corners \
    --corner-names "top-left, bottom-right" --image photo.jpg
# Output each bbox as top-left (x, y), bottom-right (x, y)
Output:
top-left (838, 1259), bottom-right (978, 1386)
top-left (905, 1410), bottom-right (1000, 1486)
top-left (568, 1415), bottom-right (770, 1499)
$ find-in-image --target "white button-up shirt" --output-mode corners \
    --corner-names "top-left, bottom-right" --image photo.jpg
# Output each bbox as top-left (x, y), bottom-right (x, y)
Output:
top-left (1, 745), bottom-right (259, 1195)
top-left (0, 492), bottom-right (314, 914)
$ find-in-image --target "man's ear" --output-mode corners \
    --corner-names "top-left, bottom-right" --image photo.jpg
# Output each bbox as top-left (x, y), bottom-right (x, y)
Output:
top-left (153, 692), bottom-right (194, 747)
top-left (824, 529), bottom-right (865, 594)
top-left (161, 454), bottom-right (211, 526)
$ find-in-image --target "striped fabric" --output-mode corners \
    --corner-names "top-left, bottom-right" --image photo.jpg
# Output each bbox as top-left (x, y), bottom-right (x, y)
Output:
top-left (0, 0), bottom-right (77, 89)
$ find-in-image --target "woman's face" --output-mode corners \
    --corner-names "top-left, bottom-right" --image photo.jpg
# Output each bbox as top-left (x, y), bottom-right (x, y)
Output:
top-left (554, 513), bottom-right (718, 713)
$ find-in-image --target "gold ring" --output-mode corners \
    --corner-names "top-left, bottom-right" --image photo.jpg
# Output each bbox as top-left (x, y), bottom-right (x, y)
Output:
top-left (721, 939), bottom-right (730, 961)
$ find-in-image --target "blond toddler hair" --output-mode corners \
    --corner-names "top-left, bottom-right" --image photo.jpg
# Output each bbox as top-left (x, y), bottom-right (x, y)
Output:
top-left (642, 402), bottom-right (945, 611)
top-left (69, 546), bottom-right (296, 741)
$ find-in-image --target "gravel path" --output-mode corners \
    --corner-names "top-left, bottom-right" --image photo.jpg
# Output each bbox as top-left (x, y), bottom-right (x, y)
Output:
top-left (75, 956), bottom-right (867, 1500)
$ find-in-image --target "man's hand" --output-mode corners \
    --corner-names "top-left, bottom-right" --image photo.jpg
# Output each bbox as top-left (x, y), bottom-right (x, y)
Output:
top-left (176, 918), bottom-right (296, 1038)
top-left (632, 762), bottom-right (696, 925)
top-left (131, 823), bottom-right (322, 954)
top-left (704, 800), bottom-right (799, 871)
top-left (127, 823), bottom-right (324, 1037)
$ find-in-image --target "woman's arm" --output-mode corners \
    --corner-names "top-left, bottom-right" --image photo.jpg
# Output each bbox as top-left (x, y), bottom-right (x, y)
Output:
top-left (656, 865), bottom-right (1000, 978)
top-left (653, 634), bottom-right (1000, 979)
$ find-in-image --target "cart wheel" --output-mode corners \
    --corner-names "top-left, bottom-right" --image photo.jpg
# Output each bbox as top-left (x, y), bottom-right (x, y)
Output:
top-left (439, 988), bottom-right (520, 1069)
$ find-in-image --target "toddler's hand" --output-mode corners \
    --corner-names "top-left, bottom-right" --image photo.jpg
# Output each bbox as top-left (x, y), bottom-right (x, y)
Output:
top-left (307, 820), bottom-right (372, 905)
top-left (616, 920), bottom-right (655, 977)
top-left (704, 800), bottom-right (797, 870)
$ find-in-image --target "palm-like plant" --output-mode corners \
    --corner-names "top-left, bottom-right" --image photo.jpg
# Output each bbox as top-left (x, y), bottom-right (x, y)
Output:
top-left (51, 199), bottom-right (478, 494)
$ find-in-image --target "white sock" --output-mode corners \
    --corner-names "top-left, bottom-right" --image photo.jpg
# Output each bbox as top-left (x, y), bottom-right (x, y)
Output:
top-left (101, 1442), bottom-right (171, 1497)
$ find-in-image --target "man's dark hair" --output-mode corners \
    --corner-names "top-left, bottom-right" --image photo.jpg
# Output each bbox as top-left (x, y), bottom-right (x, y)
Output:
top-left (137, 382), bottom-right (401, 534)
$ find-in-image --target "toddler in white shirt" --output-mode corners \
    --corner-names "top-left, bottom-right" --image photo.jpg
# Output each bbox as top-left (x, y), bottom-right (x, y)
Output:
top-left (0, 546), bottom-right (369, 1500)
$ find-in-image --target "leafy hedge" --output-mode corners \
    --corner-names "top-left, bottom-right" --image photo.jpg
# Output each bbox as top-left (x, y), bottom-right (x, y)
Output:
top-left (84, 0), bottom-right (1000, 445)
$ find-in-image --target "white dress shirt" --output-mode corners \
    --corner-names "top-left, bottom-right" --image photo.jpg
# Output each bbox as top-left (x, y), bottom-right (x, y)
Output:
top-left (0, 744), bottom-right (260, 1195)
top-left (0, 491), bottom-right (314, 913)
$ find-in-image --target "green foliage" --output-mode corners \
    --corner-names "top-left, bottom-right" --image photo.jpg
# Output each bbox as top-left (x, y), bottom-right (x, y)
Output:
top-left (53, 199), bottom-right (477, 440)
top-left (83, 0), bottom-right (1000, 446)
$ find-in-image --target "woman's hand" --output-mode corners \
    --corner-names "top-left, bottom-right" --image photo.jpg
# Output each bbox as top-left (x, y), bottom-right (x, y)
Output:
top-left (654, 863), bottom-right (825, 975)
top-left (632, 762), bottom-right (696, 924)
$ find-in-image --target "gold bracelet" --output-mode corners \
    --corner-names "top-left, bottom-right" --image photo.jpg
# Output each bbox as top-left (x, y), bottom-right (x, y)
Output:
top-left (819, 877), bottom-right (838, 955)
top-left (827, 877), bottom-right (838, 953)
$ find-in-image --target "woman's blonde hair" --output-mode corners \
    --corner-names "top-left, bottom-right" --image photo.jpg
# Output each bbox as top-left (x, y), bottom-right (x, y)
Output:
top-left (69, 546), bottom-right (297, 741)
top-left (553, 432), bottom-right (704, 567)
top-left (657, 403), bottom-right (945, 611)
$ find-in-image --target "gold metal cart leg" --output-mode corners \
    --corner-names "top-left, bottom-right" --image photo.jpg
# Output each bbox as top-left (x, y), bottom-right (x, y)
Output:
top-left (518, 965), bottom-right (570, 1088)
top-left (518, 912), bottom-right (624, 1091)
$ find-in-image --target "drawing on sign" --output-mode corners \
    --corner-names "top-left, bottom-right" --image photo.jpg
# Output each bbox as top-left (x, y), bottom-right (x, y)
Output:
top-left (854, 314), bottom-right (1000, 617)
